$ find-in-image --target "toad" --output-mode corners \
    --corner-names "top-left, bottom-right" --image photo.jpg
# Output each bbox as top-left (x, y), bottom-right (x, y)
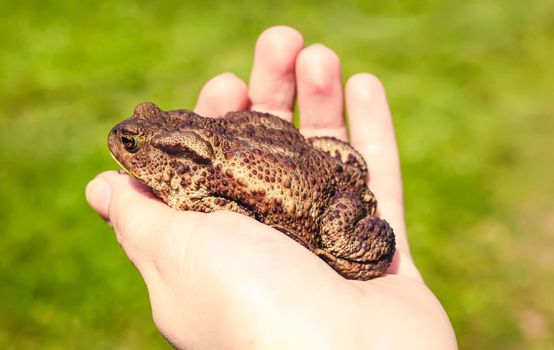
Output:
top-left (108, 102), bottom-right (395, 280)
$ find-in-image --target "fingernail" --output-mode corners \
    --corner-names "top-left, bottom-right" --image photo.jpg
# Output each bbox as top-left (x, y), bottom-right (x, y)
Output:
top-left (85, 177), bottom-right (112, 219)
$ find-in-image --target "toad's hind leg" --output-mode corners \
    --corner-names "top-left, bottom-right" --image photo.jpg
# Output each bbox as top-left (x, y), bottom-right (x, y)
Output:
top-left (308, 136), bottom-right (376, 214)
top-left (314, 192), bottom-right (395, 280)
top-left (307, 136), bottom-right (368, 173)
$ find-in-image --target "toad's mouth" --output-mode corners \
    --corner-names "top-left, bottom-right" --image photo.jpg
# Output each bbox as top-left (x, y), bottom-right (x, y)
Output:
top-left (109, 151), bottom-right (140, 180)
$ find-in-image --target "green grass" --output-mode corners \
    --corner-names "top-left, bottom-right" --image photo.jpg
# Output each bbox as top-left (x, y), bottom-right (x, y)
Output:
top-left (1, 0), bottom-right (553, 348)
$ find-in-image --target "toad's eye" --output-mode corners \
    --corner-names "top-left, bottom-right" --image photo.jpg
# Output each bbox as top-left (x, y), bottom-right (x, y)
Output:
top-left (121, 135), bottom-right (139, 153)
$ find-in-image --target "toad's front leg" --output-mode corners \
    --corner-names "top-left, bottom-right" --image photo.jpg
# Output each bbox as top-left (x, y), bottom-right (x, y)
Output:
top-left (314, 192), bottom-right (396, 280)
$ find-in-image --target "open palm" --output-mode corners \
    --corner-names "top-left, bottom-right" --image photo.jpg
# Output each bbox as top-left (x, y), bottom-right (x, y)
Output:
top-left (86, 26), bottom-right (456, 349)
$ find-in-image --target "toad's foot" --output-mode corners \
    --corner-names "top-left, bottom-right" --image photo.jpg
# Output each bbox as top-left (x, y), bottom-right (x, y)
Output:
top-left (315, 192), bottom-right (395, 280)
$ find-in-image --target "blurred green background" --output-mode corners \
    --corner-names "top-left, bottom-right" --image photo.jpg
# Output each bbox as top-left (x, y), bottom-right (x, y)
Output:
top-left (1, 0), bottom-right (553, 348)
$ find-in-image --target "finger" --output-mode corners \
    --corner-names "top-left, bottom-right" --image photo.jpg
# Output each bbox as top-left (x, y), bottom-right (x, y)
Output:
top-left (86, 175), bottom-right (113, 221)
top-left (345, 74), bottom-right (409, 259)
top-left (86, 171), bottom-right (181, 269)
top-left (296, 44), bottom-right (347, 141)
top-left (194, 72), bottom-right (249, 117)
top-left (249, 26), bottom-right (304, 121)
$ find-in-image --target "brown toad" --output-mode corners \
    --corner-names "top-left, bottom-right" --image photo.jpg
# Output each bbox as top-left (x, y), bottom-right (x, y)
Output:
top-left (108, 102), bottom-right (395, 280)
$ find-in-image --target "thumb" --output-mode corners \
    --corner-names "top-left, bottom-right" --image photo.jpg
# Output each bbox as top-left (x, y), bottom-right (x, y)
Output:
top-left (85, 170), bottom-right (176, 271)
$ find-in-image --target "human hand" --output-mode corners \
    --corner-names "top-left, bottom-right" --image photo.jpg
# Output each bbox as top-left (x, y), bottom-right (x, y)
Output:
top-left (86, 26), bottom-right (457, 349)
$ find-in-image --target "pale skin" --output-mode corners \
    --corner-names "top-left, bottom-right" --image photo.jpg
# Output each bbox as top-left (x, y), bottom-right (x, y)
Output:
top-left (86, 26), bottom-right (457, 349)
